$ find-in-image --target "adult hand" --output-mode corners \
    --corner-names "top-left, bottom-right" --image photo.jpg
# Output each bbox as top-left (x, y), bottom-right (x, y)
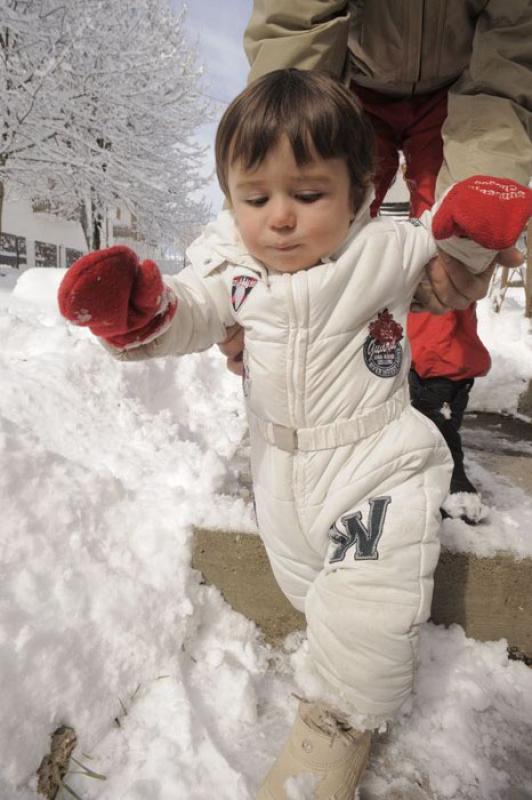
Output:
top-left (410, 246), bottom-right (524, 314)
top-left (218, 323), bottom-right (245, 376)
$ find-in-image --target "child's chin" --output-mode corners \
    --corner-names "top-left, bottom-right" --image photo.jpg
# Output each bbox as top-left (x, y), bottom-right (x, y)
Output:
top-left (270, 256), bottom-right (318, 273)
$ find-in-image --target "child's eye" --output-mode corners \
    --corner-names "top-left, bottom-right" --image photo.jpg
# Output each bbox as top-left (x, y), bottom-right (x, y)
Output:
top-left (245, 196), bottom-right (268, 207)
top-left (296, 192), bottom-right (323, 203)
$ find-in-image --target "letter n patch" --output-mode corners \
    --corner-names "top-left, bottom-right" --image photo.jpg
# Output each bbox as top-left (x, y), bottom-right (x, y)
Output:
top-left (328, 496), bottom-right (391, 564)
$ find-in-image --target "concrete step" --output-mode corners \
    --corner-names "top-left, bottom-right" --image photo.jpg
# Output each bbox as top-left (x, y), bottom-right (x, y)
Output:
top-left (432, 550), bottom-right (531, 654)
top-left (193, 412), bottom-right (532, 657)
top-left (194, 528), bottom-right (305, 645)
top-left (192, 529), bottom-right (532, 657)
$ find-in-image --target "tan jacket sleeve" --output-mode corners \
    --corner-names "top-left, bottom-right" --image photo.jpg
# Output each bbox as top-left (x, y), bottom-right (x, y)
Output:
top-left (437, 0), bottom-right (532, 198)
top-left (244, 0), bottom-right (350, 83)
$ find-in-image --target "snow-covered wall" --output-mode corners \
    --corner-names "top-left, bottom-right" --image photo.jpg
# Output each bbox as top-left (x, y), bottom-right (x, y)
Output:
top-left (2, 188), bottom-right (87, 270)
top-left (0, 188), bottom-right (177, 271)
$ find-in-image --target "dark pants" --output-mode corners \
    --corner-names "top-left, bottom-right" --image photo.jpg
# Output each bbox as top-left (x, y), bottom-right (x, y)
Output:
top-left (409, 369), bottom-right (476, 495)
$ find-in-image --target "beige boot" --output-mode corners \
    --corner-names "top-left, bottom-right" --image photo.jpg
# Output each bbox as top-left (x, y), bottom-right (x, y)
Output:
top-left (257, 701), bottom-right (371, 799)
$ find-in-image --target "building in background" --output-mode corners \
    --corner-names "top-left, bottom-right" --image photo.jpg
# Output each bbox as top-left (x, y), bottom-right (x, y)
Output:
top-left (1, 191), bottom-right (87, 270)
top-left (0, 188), bottom-right (178, 271)
top-left (110, 202), bottom-right (178, 270)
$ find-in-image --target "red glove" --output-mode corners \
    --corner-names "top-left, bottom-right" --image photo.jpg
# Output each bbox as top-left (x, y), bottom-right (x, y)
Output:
top-left (432, 176), bottom-right (532, 250)
top-left (58, 246), bottom-right (177, 348)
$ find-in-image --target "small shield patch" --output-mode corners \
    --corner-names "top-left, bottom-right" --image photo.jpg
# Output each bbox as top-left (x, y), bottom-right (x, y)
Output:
top-left (232, 275), bottom-right (257, 312)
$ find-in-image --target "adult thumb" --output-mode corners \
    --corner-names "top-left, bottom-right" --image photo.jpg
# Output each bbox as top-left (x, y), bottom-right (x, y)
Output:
top-left (496, 246), bottom-right (525, 268)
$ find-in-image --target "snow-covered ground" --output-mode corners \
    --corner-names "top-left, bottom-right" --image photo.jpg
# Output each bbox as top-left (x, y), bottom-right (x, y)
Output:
top-left (1, 266), bottom-right (531, 799)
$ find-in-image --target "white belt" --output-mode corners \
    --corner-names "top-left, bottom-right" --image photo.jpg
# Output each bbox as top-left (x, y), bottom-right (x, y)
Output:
top-left (248, 385), bottom-right (410, 453)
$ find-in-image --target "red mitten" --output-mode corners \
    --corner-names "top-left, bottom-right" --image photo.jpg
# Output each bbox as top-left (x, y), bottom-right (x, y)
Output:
top-left (432, 176), bottom-right (532, 250)
top-left (58, 245), bottom-right (177, 348)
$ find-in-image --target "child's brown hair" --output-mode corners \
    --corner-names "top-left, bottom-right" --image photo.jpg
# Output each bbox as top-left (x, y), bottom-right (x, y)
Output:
top-left (215, 68), bottom-right (375, 211)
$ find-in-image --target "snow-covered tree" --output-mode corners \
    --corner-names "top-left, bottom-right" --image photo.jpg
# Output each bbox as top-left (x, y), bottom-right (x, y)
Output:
top-left (0, 0), bottom-right (211, 249)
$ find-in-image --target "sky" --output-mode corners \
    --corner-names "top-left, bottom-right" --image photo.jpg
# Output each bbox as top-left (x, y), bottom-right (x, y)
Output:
top-left (184, 0), bottom-right (251, 105)
top-left (181, 0), bottom-right (252, 212)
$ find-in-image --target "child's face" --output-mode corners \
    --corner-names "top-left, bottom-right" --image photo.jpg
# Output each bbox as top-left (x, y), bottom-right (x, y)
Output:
top-left (227, 136), bottom-right (355, 273)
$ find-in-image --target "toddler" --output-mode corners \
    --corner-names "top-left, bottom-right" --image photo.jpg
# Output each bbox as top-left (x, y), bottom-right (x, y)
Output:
top-left (59, 69), bottom-right (531, 799)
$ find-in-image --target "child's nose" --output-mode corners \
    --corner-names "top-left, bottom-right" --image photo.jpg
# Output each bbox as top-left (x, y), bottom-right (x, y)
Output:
top-left (269, 198), bottom-right (296, 230)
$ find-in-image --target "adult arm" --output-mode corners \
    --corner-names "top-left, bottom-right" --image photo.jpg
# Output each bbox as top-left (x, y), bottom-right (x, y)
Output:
top-left (428, 1), bottom-right (532, 304)
top-left (437, 0), bottom-right (532, 197)
top-left (218, 324), bottom-right (245, 376)
top-left (244, 0), bottom-right (350, 83)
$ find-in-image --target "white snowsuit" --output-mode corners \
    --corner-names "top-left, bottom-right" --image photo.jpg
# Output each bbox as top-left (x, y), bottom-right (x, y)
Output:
top-left (115, 199), bottom-right (453, 727)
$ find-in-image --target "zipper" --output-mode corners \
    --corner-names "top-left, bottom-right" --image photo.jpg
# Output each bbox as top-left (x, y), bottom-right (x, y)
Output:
top-left (286, 274), bottom-right (298, 428)
top-left (287, 271), bottom-right (310, 534)
top-left (286, 271), bottom-right (310, 428)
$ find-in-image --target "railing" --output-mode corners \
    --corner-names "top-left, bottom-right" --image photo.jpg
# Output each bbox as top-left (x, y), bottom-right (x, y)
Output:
top-left (489, 221), bottom-right (531, 318)
top-left (378, 201), bottom-right (410, 218)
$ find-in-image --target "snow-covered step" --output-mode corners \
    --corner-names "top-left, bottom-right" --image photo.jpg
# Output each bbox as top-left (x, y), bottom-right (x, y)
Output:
top-left (192, 528), bottom-right (532, 658)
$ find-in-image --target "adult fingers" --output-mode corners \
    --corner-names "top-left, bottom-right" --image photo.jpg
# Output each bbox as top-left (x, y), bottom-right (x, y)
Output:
top-left (496, 246), bottom-right (525, 268)
top-left (217, 324), bottom-right (245, 376)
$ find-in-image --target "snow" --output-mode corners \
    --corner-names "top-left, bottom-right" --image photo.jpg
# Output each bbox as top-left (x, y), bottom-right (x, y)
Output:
top-left (471, 293), bottom-right (532, 416)
top-left (441, 490), bottom-right (489, 525)
top-left (285, 773), bottom-right (321, 799)
top-left (1, 267), bottom-right (531, 799)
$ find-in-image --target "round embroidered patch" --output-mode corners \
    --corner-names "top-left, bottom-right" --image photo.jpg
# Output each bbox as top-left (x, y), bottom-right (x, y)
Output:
top-left (363, 308), bottom-right (404, 378)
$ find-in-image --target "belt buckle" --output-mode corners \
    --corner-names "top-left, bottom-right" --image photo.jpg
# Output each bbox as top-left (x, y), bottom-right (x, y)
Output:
top-left (271, 423), bottom-right (297, 453)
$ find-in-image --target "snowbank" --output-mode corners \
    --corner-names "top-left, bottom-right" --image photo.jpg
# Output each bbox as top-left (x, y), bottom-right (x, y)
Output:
top-left (471, 293), bottom-right (532, 417)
